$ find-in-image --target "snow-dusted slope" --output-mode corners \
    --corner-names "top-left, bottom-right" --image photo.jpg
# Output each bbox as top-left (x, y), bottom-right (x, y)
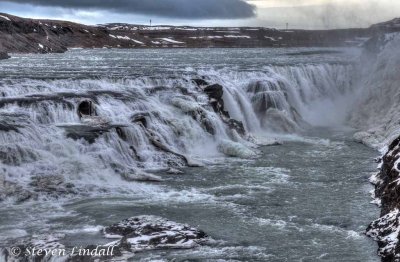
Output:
top-left (0, 12), bottom-right (376, 54)
top-left (351, 28), bottom-right (400, 261)
top-left (351, 32), bottom-right (400, 149)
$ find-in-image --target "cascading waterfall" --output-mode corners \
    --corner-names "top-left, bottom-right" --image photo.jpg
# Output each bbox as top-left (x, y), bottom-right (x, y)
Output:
top-left (0, 62), bottom-right (355, 201)
top-left (201, 64), bottom-right (354, 133)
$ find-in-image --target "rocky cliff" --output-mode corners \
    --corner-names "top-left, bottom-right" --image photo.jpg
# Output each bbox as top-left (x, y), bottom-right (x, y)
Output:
top-left (0, 12), bottom-right (389, 56)
top-left (355, 19), bottom-right (400, 262)
top-left (367, 137), bottom-right (400, 262)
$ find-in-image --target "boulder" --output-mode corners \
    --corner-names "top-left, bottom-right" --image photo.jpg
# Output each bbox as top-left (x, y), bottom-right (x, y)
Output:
top-left (0, 51), bottom-right (10, 60)
top-left (228, 119), bottom-right (246, 136)
top-left (192, 78), bottom-right (209, 87)
top-left (204, 84), bottom-right (223, 100)
top-left (103, 215), bottom-right (208, 250)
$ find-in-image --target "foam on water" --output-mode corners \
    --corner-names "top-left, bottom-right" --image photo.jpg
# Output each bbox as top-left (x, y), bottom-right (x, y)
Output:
top-left (0, 56), bottom-right (355, 202)
top-left (0, 48), bottom-right (382, 261)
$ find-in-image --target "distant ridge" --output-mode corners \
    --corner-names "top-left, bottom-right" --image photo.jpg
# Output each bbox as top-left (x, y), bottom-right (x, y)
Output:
top-left (0, 12), bottom-right (398, 55)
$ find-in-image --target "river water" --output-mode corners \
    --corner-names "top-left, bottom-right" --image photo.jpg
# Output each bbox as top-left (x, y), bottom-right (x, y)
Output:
top-left (0, 48), bottom-right (378, 261)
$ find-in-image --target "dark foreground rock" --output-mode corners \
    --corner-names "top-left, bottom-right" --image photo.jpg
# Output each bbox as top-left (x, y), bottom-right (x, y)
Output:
top-left (366, 137), bottom-right (400, 261)
top-left (0, 51), bottom-right (10, 60)
top-left (71, 216), bottom-right (207, 261)
top-left (103, 215), bottom-right (208, 250)
top-left (0, 216), bottom-right (208, 261)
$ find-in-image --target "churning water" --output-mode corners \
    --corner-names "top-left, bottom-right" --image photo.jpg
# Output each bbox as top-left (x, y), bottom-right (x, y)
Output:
top-left (0, 48), bottom-right (378, 261)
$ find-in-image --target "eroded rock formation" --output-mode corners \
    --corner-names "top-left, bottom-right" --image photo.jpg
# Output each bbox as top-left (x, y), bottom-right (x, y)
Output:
top-left (367, 137), bottom-right (400, 262)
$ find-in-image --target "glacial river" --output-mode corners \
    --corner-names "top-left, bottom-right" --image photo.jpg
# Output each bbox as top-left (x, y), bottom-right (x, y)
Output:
top-left (0, 48), bottom-right (378, 261)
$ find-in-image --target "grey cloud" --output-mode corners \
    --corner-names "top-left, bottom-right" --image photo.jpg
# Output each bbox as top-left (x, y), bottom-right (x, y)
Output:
top-left (4, 0), bottom-right (256, 19)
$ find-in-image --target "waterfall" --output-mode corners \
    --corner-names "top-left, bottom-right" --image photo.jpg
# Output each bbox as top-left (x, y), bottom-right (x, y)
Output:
top-left (199, 64), bottom-right (354, 133)
top-left (0, 62), bottom-right (354, 199)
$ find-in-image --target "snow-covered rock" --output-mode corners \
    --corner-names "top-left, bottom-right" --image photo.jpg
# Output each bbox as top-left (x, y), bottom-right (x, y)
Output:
top-left (103, 215), bottom-right (208, 251)
top-left (366, 137), bottom-right (400, 261)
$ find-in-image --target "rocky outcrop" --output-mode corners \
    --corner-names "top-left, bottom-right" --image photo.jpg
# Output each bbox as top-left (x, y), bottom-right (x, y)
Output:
top-left (73, 216), bottom-right (207, 261)
top-left (194, 81), bottom-right (246, 136)
top-left (103, 215), bottom-right (208, 251)
top-left (0, 216), bottom-right (208, 261)
top-left (367, 137), bottom-right (400, 261)
top-left (349, 19), bottom-right (400, 261)
top-left (204, 84), bottom-right (229, 118)
top-left (0, 51), bottom-right (9, 60)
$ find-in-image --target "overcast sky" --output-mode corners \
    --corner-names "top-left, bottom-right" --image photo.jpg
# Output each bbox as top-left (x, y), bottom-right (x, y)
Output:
top-left (0, 0), bottom-right (399, 29)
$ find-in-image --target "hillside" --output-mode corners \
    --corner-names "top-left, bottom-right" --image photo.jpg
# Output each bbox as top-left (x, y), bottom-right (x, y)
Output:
top-left (0, 13), bottom-right (388, 56)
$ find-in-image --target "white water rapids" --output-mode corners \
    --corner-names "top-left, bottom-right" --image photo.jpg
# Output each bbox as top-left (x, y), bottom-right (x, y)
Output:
top-left (0, 42), bottom-right (398, 260)
top-left (0, 57), bottom-right (355, 195)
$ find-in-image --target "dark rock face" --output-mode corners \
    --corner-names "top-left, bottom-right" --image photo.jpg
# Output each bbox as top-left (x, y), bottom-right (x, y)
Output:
top-left (0, 51), bottom-right (9, 59)
top-left (192, 78), bottom-right (209, 87)
top-left (366, 137), bottom-right (400, 261)
top-left (204, 84), bottom-right (224, 100)
top-left (203, 84), bottom-right (228, 118)
top-left (201, 83), bottom-right (246, 136)
top-left (77, 100), bottom-right (95, 117)
top-left (103, 215), bottom-right (208, 251)
top-left (228, 119), bottom-right (246, 136)
top-left (131, 111), bottom-right (150, 127)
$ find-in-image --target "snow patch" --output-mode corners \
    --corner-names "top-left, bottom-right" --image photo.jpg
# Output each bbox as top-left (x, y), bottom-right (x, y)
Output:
top-left (367, 209), bottom-right (400, 258)
top-left (265, 36), bottom-right (278, 41)
top-left (159, 38), bottom-right (185, 44)
top-left (0, 15), bottom-right (11, 21)
top-left (224, 35), bottom-right (251, 39)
